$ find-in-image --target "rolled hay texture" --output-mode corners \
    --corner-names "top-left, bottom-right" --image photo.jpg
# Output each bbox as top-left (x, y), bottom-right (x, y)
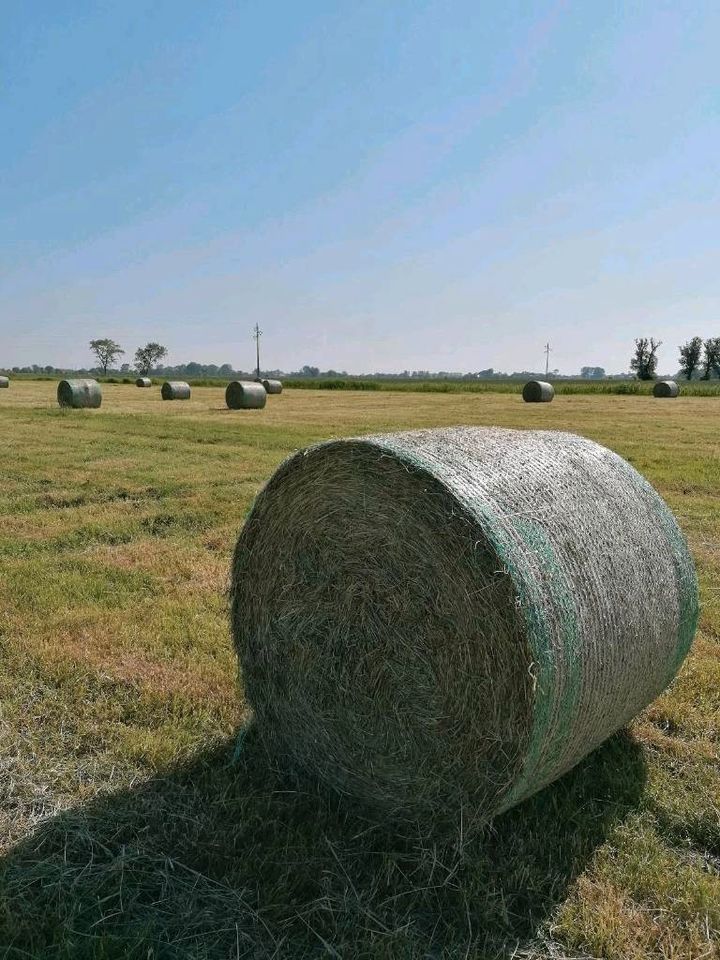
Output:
top-left (57, 379), bottom-right (102, 409)
top-left (262, 378), bottom-right (283, 395)
top-left (523, 380), bottom-right (554, 403)
top-left (654, 380), bottom-right (679, 398)
top-left (136, 377), bottom-right (152, 388)
top-left (232, 426), bottom-right (698, 832)
top-left (226, 381), bottom-right (267, 409)
top-left (0, 376), bottom-right (9, 388)
top-left (161, 381), bottom-right (191, 400)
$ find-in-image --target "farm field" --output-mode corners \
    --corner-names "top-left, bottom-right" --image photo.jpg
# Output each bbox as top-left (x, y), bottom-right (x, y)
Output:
top-left (0, 380), bottom-right (718, 959)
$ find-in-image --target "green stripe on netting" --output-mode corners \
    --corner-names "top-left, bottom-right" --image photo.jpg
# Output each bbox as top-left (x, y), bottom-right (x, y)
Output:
top-left (378, 439), bottom-right (582, 808)
top-left (495, 518), bottom-right (581, 806)
top-left (657, 506), bottom-right (699, 682)
top-left (423, 491), bottom-right (580, 807)
top-left (427, 504), bottom-right (582, 809)
top-left (615, 458), bottom-right (699, 685)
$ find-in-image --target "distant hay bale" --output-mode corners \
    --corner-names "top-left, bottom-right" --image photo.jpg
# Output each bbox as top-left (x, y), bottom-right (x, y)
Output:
top-left (226, 381), bottom-right (267, 409)
top-left (0, 376), bottom-right (9, 388)
top-left (136, 377), bottom-right (152, 388)
top-left (57, 379), bottom-right (102, 409)
top-left (262, 379), bottom-right (283, 395)
top-left (232, 426), bottom-right (698, 832)
top-left (161, 381), bottom-right (191, 400)
top-left (654, 380), bottom-right (679, 398)
top-left (523, 380), bottom-right (554, 402)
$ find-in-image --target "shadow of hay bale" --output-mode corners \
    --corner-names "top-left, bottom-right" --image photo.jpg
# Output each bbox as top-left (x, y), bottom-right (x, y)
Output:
top-left (0, 728), bottom-right (645, 958)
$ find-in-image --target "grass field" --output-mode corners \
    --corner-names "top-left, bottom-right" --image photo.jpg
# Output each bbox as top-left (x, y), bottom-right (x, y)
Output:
top-left (0, 381), bottom-right (718, 959)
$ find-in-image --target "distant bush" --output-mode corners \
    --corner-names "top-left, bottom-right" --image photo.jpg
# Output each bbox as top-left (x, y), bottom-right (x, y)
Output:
top-left (7, 372), bottom-right (720, 397)
top-left (282, 377), bottom-right (720, 396)
top-left (185, 377), bottom-right (235, 387)
top-left (282, 378), bottom-right (379, 391)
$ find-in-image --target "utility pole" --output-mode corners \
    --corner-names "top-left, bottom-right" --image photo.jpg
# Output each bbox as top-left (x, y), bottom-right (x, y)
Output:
top-left (253, 323), bottom-right (262, 380)
top-left (544, 342), bottom-right (551, 377)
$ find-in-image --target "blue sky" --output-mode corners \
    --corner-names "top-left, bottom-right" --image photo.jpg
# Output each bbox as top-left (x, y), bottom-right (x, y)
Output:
top-left (2, 1), bottom-right (719, 373)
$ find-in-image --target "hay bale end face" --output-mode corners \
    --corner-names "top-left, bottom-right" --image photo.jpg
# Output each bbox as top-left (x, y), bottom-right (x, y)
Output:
top-left (57, 379), bottom-right (102, 409)
top-left (161, 381), bottom-right (191, 400)
top-left (523, 380), bottom-right (554, 402)
top-left (232, 426), bottom-right (698, 832)
top-left (226, 381), bottom-right (267, 409)
top-left (654, 380), bottom-right (679, 398)
top-left (0, 376), bottom-right (9, 388)
top-left (136, 377), bottom-right (152, 388)
top-left (262, 379), bottom-right (283, 395)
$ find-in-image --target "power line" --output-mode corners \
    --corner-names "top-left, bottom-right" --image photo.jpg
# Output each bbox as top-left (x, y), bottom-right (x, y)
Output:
top-left (253, 323), bottom-right (262, 379)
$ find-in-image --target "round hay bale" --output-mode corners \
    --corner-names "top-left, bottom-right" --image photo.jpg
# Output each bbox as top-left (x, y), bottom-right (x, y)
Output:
top-left (226, 381), bottom-right (267, 410)
top-left (523, 380), bottom-right (554, 402)
top-left (231, 426), bottom-right (698, 832)
top-left (57, 379), bottom-right (102, 409)
top-left (161, 381), bottom-right (191, 400)
top-left (262, 379), bottom-right (283, 395)
top-left (136, 377), bottom-right (152, 388)
top-left (653, 380), bottom-right (679, 398)
top-left (0, 376), bottom-right (9, 388)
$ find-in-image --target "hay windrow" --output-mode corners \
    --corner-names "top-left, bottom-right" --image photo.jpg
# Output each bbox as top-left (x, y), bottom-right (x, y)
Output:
top-left (654, 380), bottom-right (679, 398)
top-left (57, 379), bottom-right (102, 409)
top-left (161, 381), bottom-right (191, 400)
top-left (231, 426), bottom-right (698, 833)
top-left (226, 381), bottom-right (267, 409)
top-left (523, 380), bottom-right (554, 402)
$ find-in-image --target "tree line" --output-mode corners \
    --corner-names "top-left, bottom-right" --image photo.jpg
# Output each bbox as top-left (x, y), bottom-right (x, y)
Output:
top-left (631, 337), bottom-right (720, 380)
top-left (14, 335), bottom-right (720, 382)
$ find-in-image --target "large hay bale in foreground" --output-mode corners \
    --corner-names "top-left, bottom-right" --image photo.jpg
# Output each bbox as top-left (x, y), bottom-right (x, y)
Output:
top-left (523, 380), bottom-right (554, 402)
top-left (0, 376), bottom-right (9, 388)
top-left (57, 379), bottom-right (102, 409)
top-left (261, 379), bottom-right (283, 395)
top-left (136, 377), bottom-right (152, 388)
top-left (226, 381), bottom-right (267, 409)
top-left (654, 380), bottom-right (679, 398)
top-left (161, 381), bottom-right (191, 400)
top-left (232, 426), bottom-right (698, 831)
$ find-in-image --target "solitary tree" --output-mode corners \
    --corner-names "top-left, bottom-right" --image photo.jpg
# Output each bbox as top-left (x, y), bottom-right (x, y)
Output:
top-left (134, 342), bottom-right (168, 375)
top-left (89, 338), bottom-right (124, 375)
top-left (630, 337), bottom-right (661, 380)
top-left (678, 337), bottom-right (703, 380)
top-left (701, 337), bottom-right (720, 380)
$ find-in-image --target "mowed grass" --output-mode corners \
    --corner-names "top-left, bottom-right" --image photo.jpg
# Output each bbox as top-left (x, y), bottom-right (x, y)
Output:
top-left (0, 380), bottom-right (718, 959)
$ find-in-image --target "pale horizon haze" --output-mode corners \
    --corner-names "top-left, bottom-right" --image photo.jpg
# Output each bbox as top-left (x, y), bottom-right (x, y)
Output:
top-left (2, 1), bottom-right (719, 375)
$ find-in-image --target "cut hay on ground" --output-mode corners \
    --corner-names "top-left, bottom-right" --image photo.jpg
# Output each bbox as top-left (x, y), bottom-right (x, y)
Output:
top-left (231, 426), bottom-right (698, 834)
top-left (654, 380), bottom-right (679, 398)
top-left (57, 379), bottom-right (102, 409)
top-left (523, 380), bottom-right (554, 402)
top-left (161, 381), bottom-right (191, 400)
top-left (226, 381), bottom-right (267, 409)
